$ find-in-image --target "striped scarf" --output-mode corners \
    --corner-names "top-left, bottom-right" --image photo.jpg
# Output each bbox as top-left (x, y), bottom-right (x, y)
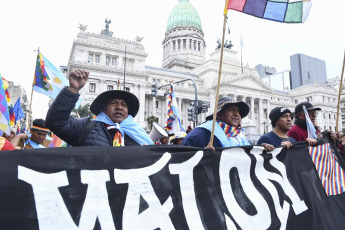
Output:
top-left (218, 121), bottom-right (243, 138)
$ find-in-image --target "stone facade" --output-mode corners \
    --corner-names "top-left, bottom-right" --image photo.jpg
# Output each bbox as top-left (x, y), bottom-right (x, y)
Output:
top-left (66, 26), bottom-right (342, 143)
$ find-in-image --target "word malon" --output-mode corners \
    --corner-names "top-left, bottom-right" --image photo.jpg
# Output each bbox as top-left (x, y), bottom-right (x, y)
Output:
top-left (18, 147), bottom-right (308, 230)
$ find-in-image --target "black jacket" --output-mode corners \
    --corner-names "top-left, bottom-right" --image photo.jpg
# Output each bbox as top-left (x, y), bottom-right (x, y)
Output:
top-left (46, 87), bottom-right (139, 146)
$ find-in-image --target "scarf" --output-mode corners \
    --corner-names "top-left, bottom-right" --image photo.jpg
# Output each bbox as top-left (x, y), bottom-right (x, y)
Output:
top-left (199, 120), bottom-right (251, 147)
top-left (94, 112), bottom-right (153, 146)
top-left (25, 139), bottom-right (46, 149)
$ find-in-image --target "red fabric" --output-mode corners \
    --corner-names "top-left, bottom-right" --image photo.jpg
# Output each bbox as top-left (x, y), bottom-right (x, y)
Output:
top-left (0, 137), bottom-right (15, 150)
top-left (287, 124), bottom-right (308, 142)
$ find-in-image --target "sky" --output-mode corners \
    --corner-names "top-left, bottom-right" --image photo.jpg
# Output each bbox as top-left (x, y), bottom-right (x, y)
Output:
top-left (0, 0), bottom-right (344, 120)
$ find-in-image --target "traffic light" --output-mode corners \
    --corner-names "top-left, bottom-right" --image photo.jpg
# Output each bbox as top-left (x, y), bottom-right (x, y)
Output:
top-left (151, 82), bottom-right (158, 97)
top-left (187, 107), bottom-right (195, 121)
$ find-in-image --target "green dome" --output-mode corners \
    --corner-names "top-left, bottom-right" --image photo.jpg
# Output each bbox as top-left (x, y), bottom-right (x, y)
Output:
top-left (167, 0), bottom-right (202, 31)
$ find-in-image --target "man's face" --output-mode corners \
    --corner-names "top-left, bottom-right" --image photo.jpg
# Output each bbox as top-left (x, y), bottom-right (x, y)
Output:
top-left (159, 137), bottom-right (169, 145)
top-left (30, 130), bottom-right (47, 144)
top-left (217, 105), bottom-right (241, 127)
top-left (298, 109), bottom-right (318, 124)
top-left (104, 98), bottom-right (129, 123)
top-left (275, 113), bottom-right (293, 132)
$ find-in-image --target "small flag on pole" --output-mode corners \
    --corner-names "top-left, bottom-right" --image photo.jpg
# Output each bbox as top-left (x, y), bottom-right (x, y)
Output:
top-left (224, 0), bottom-right (312, 23)
top-left (33, 52), bottom-right (82, 108)
top-left (302, 105), bottom-right (317, 139)
top-left (13, 97), bottom-right (25, 123)
top-left (165, 84), bottom-right (185, 134)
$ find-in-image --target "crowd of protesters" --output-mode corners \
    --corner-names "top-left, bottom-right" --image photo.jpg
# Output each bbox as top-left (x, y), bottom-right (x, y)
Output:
top-left (1, 69), bottom-right (342, 155)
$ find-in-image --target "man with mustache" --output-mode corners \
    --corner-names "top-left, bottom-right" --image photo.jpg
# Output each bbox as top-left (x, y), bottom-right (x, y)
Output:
top-left (182, 96), bottom-right (274, 151)
top-left (257, 107), bottom-right (296, 148)
top-left (287, 102), bottom-right (320, 145)
top-left (46, 69), bottom-right (153, 146)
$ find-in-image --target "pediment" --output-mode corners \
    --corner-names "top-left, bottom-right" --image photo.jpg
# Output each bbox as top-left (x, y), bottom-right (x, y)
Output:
top-left (221, 74), bottom-right (273, 92)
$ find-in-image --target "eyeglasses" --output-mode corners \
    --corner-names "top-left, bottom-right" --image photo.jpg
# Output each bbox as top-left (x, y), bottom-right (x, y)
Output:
top-left (308, 111), bottom-right (318, 116)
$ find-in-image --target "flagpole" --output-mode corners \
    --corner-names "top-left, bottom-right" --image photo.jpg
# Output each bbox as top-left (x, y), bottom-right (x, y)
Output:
top-left (209, 12), bottom-right (227, 147)
top-left (28, 48), bottom-right (39, 129)
top-left (336, 50), bottom-right (345, 132)
top-left (240, 37), bottom-right (243, 73)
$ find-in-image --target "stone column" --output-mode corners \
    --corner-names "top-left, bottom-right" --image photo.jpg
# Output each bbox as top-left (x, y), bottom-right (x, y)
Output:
top-left (250, 97), bottom-right (255, 121)
top-left (152, 96), bottom-right (156, 118)
top-left (259, 98), bottom-right (263, 134)
top-left (138, 84), bottom-right (145, 127)
top-left (266, 99), bottom-right (271, 132)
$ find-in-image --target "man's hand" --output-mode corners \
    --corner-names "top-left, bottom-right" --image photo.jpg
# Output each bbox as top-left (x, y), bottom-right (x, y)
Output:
top-left (261, 143), bottom-right (274, 152)
top-left (68, 69), bottom-right (90, 94)
top-left (281, 141), bottom-right (292, 149)
top-left (306, 138), bottom-right (317, 146)
top-left (204, 142), bottom-right (215, 152)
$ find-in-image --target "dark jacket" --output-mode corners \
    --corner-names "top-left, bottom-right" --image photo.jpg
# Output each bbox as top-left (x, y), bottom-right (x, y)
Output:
top-left (257, 131), bottom-right (296, 147)
top-left (181, 127), bottom-right (223, 148)
top-left (46, 87), bottom-right (139, 147)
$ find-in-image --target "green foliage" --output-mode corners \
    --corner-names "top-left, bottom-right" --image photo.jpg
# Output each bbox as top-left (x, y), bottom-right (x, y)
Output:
top-left (73, 103), bottom-right (92, 118)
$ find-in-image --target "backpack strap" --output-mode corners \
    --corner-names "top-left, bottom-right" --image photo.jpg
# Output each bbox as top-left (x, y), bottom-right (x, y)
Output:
top-left (77, 119), bottom-right (97, 145)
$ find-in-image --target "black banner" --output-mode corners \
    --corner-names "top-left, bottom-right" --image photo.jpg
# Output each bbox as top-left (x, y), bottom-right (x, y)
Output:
top-left (1, 140), bottom-right (345, 230)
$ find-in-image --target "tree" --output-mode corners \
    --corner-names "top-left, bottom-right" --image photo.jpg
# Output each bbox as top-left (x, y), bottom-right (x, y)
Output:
top-left (147, 115), bottom-right (158, 130)
top-left (72, 103), bottom-right (92, 118)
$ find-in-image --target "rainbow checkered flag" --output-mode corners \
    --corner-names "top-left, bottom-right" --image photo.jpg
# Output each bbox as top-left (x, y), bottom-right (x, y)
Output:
top-left (303, 105), bottom-right (317, 139)
top-left (33, 52), bottom-right (68, 98)
top-left (33, 52), bottom-right (82, 108)
top-left (225, 0), bottom-right (312, 23)
top-left (165, 84), bottom-right (185, 134)
top-left (0, 75), bottom-right (11, 135)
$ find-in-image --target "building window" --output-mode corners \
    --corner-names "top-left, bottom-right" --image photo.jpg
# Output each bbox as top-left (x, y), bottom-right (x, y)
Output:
top-left (323, 113), bottom-right (326, 118)
top-left (323, 96), bottom-right (326, 102)
top-left (183, 39), bottom-right (186, 49)
top-left (178, 40), bottom-right (181, 49)
top-left (89, 83), bottom-right (96, 92)
top-left (198, 42), bottom-right (201, 51)
top-left (125, 87), bottom-right (130, 92)
top-left (329, 126), bottom-right (332, 131)
top-left (112, 57), bottom-right (117, 66)
top-left (107, 85), bottom-right (113, 91)
top-left (295, 100), bottom-right (298, 104)
top-left (173, 41), bottom-right (176, 50)
top-left (189, 40), bottom-right (192, 49)
top-left (95, 54), bottom-right (100, 63)
top-left (329, 114), bottom-right (331, 119)
top-left (106, 56), bottom-right (110, 65)
top-left (193, 41), bottom-right (196, 50)
top-left (88, 53), bottom-right (93, 63)
top-left (155, 101), bottom-right (158, 108)
top-left (334, 114), bottom-right (336, 119)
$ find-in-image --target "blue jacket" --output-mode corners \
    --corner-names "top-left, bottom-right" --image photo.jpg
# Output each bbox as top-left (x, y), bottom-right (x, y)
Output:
top-left (257, 131), bottom-right (296, 147)
top-left (46, 87), bottom-right (139, 146)
top-left (181, 127), bottom-right (223, 148)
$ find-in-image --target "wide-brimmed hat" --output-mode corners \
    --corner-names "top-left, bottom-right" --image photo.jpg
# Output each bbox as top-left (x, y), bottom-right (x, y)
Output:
top-left (206, 96), bottom-right (250, 120)
top-left (169, 132), bottom-right (187, 141)
top-left (90, 90), bottom-right (139, 117)
top-left (294, 102), bottom-right (321, 114)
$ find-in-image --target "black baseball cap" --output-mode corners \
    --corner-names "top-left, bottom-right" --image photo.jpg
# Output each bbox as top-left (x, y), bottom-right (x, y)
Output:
top-left (294, 102), bottom-right (321, 114)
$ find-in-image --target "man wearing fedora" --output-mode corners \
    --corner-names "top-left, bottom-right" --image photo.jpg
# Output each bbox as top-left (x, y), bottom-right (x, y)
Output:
top-left (181, 96), bottom-right (273, 151)
top-left (46, 69), bottom-right (153, 146)
top-left (257, 107), bottom-right (296, 148)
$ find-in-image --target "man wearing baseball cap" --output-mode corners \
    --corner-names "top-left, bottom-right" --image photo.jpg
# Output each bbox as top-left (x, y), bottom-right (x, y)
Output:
top-left (287, 102), bottom-right (320, 145)
top-left (257, 107), bottom-right (296, 148)
top-left (46, 69), bottom-right (153, 147)
top-left (182, 96), bottom-right (273, 151)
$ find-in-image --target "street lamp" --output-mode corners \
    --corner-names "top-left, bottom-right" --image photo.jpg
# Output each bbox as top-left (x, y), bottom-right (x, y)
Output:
top-left (263, 119), bottom-right (266, 134)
